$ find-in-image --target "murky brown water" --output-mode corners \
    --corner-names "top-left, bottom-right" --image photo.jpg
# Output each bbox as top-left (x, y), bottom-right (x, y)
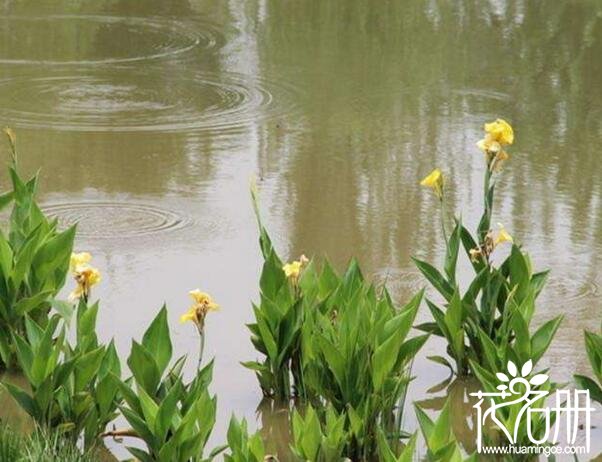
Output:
top-left (0, 0), bottom-right (601, 459)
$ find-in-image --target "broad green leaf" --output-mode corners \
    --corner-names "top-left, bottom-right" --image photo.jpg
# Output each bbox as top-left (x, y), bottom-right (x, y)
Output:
top-left (574, 375), bottom-right (602, 404)
top-left (127, 341), bottom-right (161, 394)
top-left (3, 382), bottom-right (39, 419)
top-left (530, 316), bottom-right (563, 363)
top-left (142, 306), bottom-right (173, 374)
top-left (444, 221), bottom-right (461, 283)
top-left (137, 385), bottom-right (159, 432)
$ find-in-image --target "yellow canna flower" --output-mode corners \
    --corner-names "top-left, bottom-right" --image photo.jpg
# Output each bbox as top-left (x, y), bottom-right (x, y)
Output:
top-left (477, 119), bottom-right (514, 170)
top-left (180, 306), bottom-right (198, 324)
top-left (420, 168), bottom-right (444, 200)
top-left (484, 119), bottom-right (514, 145)
top-left (283, 261), bottom-right (302, 279)
top-left (189, 289), bottom-right (219, 311)
top-left (69, 265), bottom-right (101, 301)
top-left (181, 289), bottom-right (219, 330)
top-left (476, 136), bottom-right (501, 155)
top-left (283, 254), bottom-right (309, 281)
top-left (494, 223), bottom-right (513, 246)
top-left (70, 252), bottom-right (92, 272)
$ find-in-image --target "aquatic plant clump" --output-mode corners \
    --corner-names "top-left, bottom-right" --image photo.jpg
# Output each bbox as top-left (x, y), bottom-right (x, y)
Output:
top-left (245, 183), bottom-right (427, 460)
top-left (415, 119), bottom-right (562, 378)
top-left (0, 128), bottom-right (76, 370)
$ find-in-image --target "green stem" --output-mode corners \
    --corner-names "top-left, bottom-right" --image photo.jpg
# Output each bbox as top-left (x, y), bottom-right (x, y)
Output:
top-left (197, 329), bottom-right (205, 370)
top-left (480, 168), bottom-right (493, 245)
top-left (440, 198), bottom-right (449, 246)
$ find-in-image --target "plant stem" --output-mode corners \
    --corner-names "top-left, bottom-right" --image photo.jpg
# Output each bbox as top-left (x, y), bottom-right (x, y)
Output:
top-left (197, 329), bottom-right (205, 370)
top-left (440, 198), bottom-right (449, 246)
top-left (480, 167), bottom-right (493, 244)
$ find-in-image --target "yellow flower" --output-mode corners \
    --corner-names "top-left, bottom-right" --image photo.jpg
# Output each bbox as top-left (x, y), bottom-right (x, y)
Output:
top-left (476, 136), bottom-right (501, 155)
top-left (495, 223), bottom-right (513, 246)
top-left (420, 168), bottom-right (444, 200)
top-left (477, 119), bottom-right (514, 170)
top-left (70, 252), bottom-right (92, 272)
top-left (283, 261), bottom-right (302, 279)
top-left (69, 265), bottom-right (101, 301)
top-left (189, 289), bottom-right (219, 311)
top-left (283, 255), bottom-right (309, 280)
top-left (180, 306), bottom-right (198, 324)
top-left (181, 289), bottom-right (219, 329)
top-left (484, 119), bottom-right (514, 145)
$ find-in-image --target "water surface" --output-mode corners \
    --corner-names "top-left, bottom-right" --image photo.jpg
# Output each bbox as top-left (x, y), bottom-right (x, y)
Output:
top-left (0, 0), bottom-right (601, 459)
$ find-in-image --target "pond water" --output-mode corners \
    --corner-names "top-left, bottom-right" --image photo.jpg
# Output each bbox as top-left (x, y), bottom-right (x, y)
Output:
top-left (0, 0), bottom-right (601, 459)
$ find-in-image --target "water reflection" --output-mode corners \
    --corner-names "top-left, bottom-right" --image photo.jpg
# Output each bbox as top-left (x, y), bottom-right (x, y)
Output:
top-left (0, 15), bottom-right (207, 65)
top-left (0, 0), bottom-right (600, 457)
top-left (416, 378), bottom-right (481, 455)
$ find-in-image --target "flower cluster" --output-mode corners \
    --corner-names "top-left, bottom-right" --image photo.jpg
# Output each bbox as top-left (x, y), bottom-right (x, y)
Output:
top-left (69, 252), bottom-right (101, 301)
top-left (420, 119), bottom-right (516, 263)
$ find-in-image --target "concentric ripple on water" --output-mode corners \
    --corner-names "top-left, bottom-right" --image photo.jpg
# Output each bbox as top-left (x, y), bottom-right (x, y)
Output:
top-left (0, 69), bottom-right (298, 133)
top-left (43, 202), bottom-right (192, 238)
top-left (0, 15), bottom-right (217, 65)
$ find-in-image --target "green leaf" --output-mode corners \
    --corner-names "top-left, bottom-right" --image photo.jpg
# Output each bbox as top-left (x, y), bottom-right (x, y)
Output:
top-left (51, 299), bottom-right (75, 323)
top-left (460, 225), bottom-right (485, 273)
top-left (137, 385), bottom-right (159, 432)
top-left (397, 334), bottom-right (429, 365)
top-left (414, 403), bottom-right (435, 442)
top-left (426, 400), bottom-right (452, 453)
top-left (121, 406), bottom-right (156, 449)
top-left (142, 306), bottom-right (173, 375)
top-left (127, 341), bottom-right (161, 395)
top-left (14, 291), bottom-right (52, 316)
top-left (373, 326), bottom-right (406, 389)
top-left (3, 382), bottom-right (39, 419)
top-left (413, 258), bottom-right (453, 300)
top-left (31, 225), bottom-right (75, 285)
top-left (0, 191), bottom-right (13, 212)
top-left (574, 375), bottom-right (602, 404)
top-left (508, 245), bottom-right (531, 302)
top-left (444, 289), bottom-right (464, 360)
top-left (317, 336), bottom-right (346, 389)
top-left (300, 407), bottom-right (322, 460)
top-left (510, 312), bottom-right (531, 363)
top-left (0, 232), bottom-right (13, 278)
top-left (427, 355), bottom-right (455, 374)
top-left (155, 382), bottom-right (181, 441)
top-left (531, 316), bottom-right (563, 363)
top-left (584, 330), bottom-right (602, 381)
top-left (74, 346), bottom-right (105, 391)
top-left (444, 221), bottom-right (461, 283)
